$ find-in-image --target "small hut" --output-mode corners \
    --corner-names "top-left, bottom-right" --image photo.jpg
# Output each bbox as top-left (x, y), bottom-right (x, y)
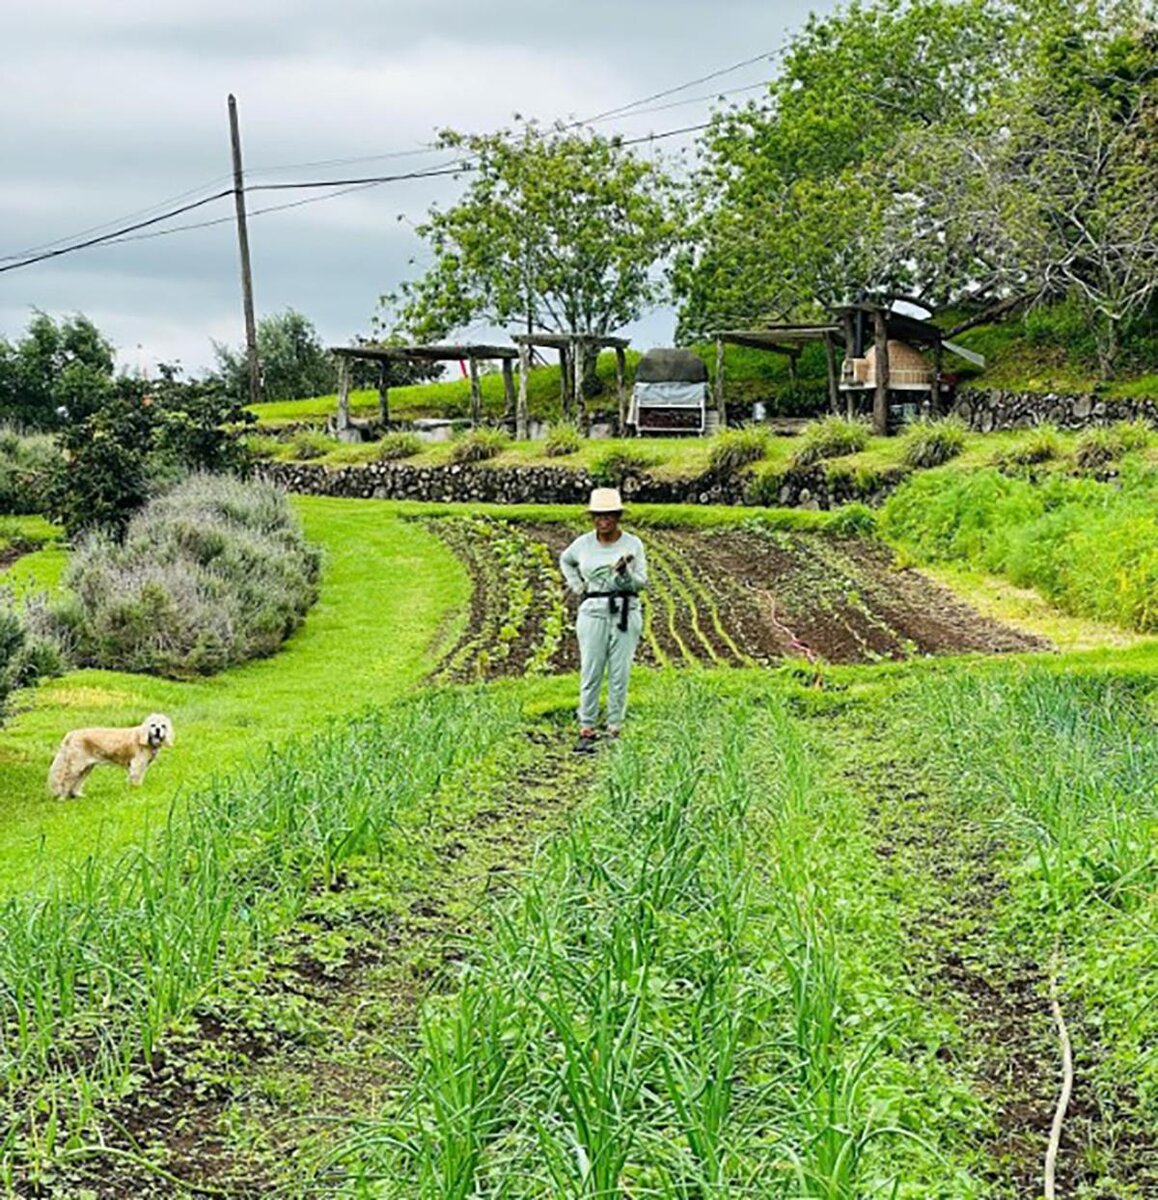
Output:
top-left (630, 349), bottom-right (712, 435)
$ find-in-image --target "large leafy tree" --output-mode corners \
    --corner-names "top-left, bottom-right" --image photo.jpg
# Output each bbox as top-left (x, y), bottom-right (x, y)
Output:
top-left (675, 0), bottom-right (1010, 337)
top-left (212, 309), bottom-right (335, 404)
top-left (380, 121), bottom-right (684, 352)
top-left (0, 312), bottom-right (116, 429)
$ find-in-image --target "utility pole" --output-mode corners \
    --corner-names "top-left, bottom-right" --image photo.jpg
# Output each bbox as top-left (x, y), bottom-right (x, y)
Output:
top-left (228, 94), bottom-right (262, 407)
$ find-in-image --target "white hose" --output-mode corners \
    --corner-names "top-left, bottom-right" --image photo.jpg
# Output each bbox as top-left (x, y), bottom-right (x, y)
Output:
top-left (1044, 941), bottom-right (1074, 1200)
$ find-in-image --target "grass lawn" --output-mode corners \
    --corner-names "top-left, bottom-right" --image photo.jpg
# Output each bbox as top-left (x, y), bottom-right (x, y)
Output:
top-left (0, 497), bottom-right (471, 894)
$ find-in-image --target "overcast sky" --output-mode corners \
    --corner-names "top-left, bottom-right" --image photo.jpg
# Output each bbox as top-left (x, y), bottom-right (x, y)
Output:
top-left (1, 0), bottom-right (835, 377)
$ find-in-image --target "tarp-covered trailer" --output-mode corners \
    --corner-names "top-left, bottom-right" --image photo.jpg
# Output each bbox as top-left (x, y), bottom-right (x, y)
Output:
top-left (630, 349), bottom-right (709, 435)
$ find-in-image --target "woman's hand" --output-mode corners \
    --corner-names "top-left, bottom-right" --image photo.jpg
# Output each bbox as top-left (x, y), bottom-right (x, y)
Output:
top-left (614, 554), bottom-right (635, 575)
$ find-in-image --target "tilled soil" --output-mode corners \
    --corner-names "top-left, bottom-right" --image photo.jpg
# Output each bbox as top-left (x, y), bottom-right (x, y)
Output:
top-left (435, 521), bottom-right (1047, 682)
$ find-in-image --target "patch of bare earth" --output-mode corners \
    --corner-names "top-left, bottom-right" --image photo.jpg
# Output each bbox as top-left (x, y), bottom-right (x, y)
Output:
top-left (23, 727), bottom-right (598, 1200)
top-left (436, 521), bottom-right (1048, 682)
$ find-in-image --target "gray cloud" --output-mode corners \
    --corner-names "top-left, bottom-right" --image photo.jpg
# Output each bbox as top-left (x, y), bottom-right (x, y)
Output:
top-left (2, 0), bottom-right (832, 373)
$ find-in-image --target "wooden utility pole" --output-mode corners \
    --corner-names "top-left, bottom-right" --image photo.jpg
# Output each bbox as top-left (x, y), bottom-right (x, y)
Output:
top-left (228, 94), bottom-right (261, 407)
top-left (872, 308), bottom-right (890, 436)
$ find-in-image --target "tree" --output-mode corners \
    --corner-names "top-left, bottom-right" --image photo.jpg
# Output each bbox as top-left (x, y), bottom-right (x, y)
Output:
top-left (380, 120), bottom-right (684, 382)
top-left (212, 309), bottom-right (335, 404)
top-left (675, 0), bottom-right (1010, 337)
top-left (0, 312), bottom-right (116, 429)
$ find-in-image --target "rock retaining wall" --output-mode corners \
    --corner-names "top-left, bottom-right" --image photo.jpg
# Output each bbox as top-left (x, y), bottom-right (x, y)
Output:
top-left (255, 460), bottom-right (904, 511)
top-left (954, 387), bottom-right (1158, 431)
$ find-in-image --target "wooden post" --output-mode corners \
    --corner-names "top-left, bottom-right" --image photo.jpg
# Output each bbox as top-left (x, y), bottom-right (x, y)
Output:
top-left (501, 358), bottom-right (516, 432)
top-left (872, 309), bottom-right (890, 436)
top-left (377, 362), bottom-right (389, 426)
top-left (336, 356), bottom-right (350, 431)
top-left (930, 340), bottom-right (943, 417)
top-left (715, 337), bottom-right (726, 429)
top-left (788, 354), bottom-right (798, 386)
top-left (468, 355), bottom-right (482, 426)
top-left (573, 339), bottom-right (587, 435)
top-left (516, 341), bottom-right (530, 440)
top-left (841, 313), bottom-right (857, 420)
top-left (559, 345), bottom-right (572, 421)
top-left (227, 95), bottom-right (262, 408)
top-left (614, 346), bottom-right (627, 435)
top-left (823, 333), bottom-right (839, 413)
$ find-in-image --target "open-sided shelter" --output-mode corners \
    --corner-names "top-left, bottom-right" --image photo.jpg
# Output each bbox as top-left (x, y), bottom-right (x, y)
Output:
top-left (510, 332), bottom-right (630, 438)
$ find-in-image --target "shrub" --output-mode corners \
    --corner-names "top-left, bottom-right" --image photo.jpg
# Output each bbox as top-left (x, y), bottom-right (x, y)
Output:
top-left (1073, 420), bottom-right (1152, 471)
top-left (744, 464), bottom-right (785, 506)
top-left (826, 502), bottom-right (878, 537)
top-left (376, 432), bottom-right (423, 462)
top-left (544, 421), bottom-right (582, 458)
top-left (0, 427), bottom-right (59, 515)
top-left (708, 426), bottom-right (771, 474)
top-left (448, 428), bottom-right (511, 465)
top-left (899, 416), bottom-right (967, 469)
top-left (56, 474), bottom-right (321, 678)
top-left (790, 416), bottom-right (869, 467)
top-left (993, 424), bottom-right (1063, 468)
top-left (290, 430), bottom-right (331, 460)
top-left (0, 602), bottom-right (24, 717)
top-left (589, 445), bottom-right (656, 486)
top-left (0, 591), bottom-right (64, 721)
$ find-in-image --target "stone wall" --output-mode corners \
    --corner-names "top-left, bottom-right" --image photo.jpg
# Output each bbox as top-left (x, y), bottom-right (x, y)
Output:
top-left (954, 387), bottom-right (1158, 432)
top-left (255, 460), bottom-right (903, 511)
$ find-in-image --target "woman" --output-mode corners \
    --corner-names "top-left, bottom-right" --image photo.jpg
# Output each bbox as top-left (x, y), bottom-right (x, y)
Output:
top-left (559, 487), bottom-right (649, 752)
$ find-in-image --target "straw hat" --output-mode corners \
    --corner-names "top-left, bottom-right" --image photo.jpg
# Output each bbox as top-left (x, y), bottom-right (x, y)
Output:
top-left (587, 487), bottom-right (623, 513)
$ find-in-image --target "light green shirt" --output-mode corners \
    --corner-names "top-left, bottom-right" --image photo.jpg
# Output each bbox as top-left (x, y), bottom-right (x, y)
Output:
top-left (560, 530), bottom-right (648, 615)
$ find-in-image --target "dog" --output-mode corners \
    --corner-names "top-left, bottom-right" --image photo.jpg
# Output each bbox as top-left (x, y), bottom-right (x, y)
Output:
top-left (48, 713), bottom-right (174, 799)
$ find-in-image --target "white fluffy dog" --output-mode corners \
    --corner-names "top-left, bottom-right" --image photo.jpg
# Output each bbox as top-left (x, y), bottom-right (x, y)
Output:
top-left (48, 713), bottom-right (175, 799)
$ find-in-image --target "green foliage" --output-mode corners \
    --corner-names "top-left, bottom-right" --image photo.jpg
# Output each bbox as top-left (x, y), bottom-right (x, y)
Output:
top-left (212, 309), bottom-right (334, 404)
top-left (899, 416), bottom-right (967, 469)
top-left (791, 416), bottom-right (870, 467)
top-left (882, 463), bottom-right (1158, 630)
top-left (0, 312), bottom-right (115, 431)
top-left (1074, 420), bottom-right (1153, 470)
top-left (0, 427), bottom-right (59, 515)
top-left (826, 502), bottom-right (878, 538)
top-left (543, 421), bottom-right (582, 458)
top-left (376, 431), bottom-right (424, 461)
top-left (46, 372), bottom-right (254, 540)
top-left (707, 425), bottom-right (770, 474)
top-left (55, 474), bottom-right (321, 677)
top-left (447, 428), bottom-right (511, 465)
top-left (380, 120), bottom-right (683, 345)
top-left (290, 429), bottom-right (331, 461)
top-left (991, 423), bottom-right (1063, 467)
top-left (589, 445), bottom-right (655, 486)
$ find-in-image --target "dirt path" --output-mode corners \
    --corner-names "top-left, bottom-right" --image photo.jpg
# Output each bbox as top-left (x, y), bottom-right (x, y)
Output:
top-left (846, 731), bottom-right (1157, 1197)
top-left (32, 723), bottom-right (600, 1199)
top-left (433, 519), bottom-right (1047, 683)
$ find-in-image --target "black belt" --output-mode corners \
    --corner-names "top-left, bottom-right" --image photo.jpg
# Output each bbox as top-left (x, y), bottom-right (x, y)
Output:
top-left (584, 590), bottom-right (636, 632)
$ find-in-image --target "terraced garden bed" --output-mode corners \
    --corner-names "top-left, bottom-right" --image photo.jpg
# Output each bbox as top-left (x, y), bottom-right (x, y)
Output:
top-left (431, 518), bottom-right (1047, 681)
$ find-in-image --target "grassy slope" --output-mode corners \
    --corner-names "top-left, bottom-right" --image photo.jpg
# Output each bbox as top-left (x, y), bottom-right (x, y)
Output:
top-left (0, 497), bottom-right (470, 893)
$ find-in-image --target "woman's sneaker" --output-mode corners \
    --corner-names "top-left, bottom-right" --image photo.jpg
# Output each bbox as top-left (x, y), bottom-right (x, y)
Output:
top-left (573, 729), bottom-right (598, 754)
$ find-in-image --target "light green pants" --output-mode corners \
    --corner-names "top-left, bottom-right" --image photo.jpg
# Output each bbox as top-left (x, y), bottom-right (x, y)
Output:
top-left (577, 600), bottom-right (643, 729)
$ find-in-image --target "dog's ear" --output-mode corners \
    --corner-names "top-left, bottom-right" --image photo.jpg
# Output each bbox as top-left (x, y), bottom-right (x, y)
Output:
top-left (138, 723), bottom-right (152, 747)
top-left (163, 720), bottom-right (175, 747)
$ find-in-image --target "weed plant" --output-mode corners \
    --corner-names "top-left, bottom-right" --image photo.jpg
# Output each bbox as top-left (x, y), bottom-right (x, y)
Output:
top-left (708, 425), bottom-right (771, 474)
top-left (791, 416), bottom-right (869, 467)
top-left (991, 423), bottom-right (1063, 468)
top-left (1074, 419), bottom-right (1152, 470)
top-left (447, 429), bottom-right (510, 465)
top-left (0, 690), bottom-right (521, 1175)
top-left (543, 421), bottom-right (582, 458)
top-left (898, 416), bottom-right (967, 469)
top-left (290, 429), bottom-right (331, 460)
top-left (376, 432), bottom-right (424, 461)
top-left (589, 444), bottom-right (655, 486)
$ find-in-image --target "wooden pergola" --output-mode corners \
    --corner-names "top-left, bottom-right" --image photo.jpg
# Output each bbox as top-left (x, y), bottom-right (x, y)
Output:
top-left (329, 343), bottom-right (520, 435)
top-left (713, 325), bottom-right (845, 428)
top-left (510, 332), bottom-right (631, 438)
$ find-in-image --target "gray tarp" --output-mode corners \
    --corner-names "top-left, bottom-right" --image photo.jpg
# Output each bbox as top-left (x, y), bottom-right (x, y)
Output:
top-left (634, 349), bottom-right (709, 384)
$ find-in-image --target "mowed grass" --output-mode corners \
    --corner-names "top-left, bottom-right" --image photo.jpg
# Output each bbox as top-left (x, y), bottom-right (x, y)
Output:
top-left (0, 497), bottom-right (471, 893)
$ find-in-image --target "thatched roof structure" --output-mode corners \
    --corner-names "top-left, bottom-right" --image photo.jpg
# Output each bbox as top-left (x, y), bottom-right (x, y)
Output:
top-left (635, 348), bottom-right (709, 384)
